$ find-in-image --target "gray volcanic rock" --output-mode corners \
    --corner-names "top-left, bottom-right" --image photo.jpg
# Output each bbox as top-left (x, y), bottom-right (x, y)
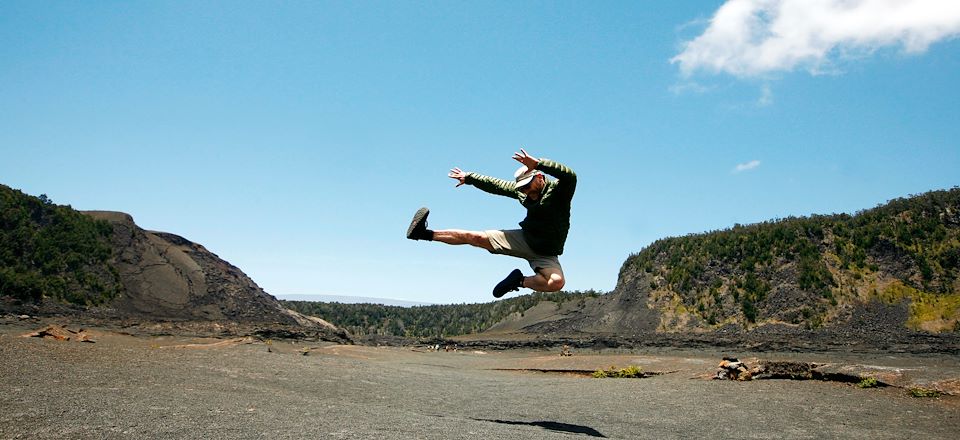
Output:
top-left (82, 211), bottom-right (335, 330)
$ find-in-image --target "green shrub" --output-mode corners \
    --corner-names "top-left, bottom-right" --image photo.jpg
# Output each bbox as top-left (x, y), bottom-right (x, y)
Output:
top-left (592, 365), bottom-right (644, 379)
top-left (909, 387), bottom-right (942, 398)
top-left (741, 298), bottom-right (757, 323)
top-left (856, 377), bottom-right (879, 388)
top-left (616, 365), bottom-right (644, 378)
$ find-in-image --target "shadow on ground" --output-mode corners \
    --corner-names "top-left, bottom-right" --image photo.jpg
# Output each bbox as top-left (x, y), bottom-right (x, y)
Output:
top-left (472, 418), bottom-right (607, 438)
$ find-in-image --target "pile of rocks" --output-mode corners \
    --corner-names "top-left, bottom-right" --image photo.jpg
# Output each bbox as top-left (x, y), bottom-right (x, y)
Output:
top-left (20, 325), bottom-right (95, 343)
top-left (714, 356), bottom-right (762, 381)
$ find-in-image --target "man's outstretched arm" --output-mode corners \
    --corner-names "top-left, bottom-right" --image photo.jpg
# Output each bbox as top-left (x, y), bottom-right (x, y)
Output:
top-left (514, 148), bottom-right (577, 199)
top-left (513, 148), bottom-right (576, 183)
top-left (449, 167), bottom-right (519, 199)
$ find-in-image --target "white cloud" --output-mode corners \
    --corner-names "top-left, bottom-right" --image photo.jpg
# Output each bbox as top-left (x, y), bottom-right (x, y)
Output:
top-left (672, 0), bottom-right (960, 78)
top-left (733, 160), bottom-right (761, 173)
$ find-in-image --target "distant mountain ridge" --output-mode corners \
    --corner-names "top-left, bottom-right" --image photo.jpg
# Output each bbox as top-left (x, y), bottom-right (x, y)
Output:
top-left (277, 294), bottom-right (434, 307)
top-left (282, 290), bottom-right (601, 338)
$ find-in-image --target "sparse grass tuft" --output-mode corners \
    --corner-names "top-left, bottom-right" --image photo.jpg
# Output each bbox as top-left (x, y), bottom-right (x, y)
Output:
top-left (592, 365), bottom-right (644, 378)
top-left (856, 377), bottom-right (879, 388)
top-left (909, 387), bottom-right (942, 398)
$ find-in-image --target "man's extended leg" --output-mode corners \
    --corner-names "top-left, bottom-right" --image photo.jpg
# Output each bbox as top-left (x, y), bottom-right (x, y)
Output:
top-left (492, 266), bottom-right (564, 298)
top-left (407, 208), bottom-right (495, 252)
top-left (432, 230), bottom-right (495, 251)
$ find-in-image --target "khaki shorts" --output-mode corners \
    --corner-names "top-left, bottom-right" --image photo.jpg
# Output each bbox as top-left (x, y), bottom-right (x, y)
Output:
top-left (485, 229), bottom-right (562, 273)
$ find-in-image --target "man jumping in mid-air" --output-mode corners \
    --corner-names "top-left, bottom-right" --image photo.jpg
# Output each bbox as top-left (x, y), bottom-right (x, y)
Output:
top-left (406, 148), bottom-right (576, 298)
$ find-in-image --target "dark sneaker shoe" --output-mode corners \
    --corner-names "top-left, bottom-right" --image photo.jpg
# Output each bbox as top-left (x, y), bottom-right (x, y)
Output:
top-left (406, 207), bottom-right (432, 240)
top-left (493, 269), bottom-right (524, 298)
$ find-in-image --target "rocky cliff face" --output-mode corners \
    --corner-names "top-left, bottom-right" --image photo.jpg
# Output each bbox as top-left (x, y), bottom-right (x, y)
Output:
top-left (82, 211), bottom-right (340, 332)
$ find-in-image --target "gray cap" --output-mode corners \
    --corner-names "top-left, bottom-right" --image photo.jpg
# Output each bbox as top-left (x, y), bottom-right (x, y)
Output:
top-left (514, 166), bottom-right (542, 188)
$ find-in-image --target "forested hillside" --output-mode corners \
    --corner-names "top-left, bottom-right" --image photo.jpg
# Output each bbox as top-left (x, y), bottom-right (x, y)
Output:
top-left (0, 185), bottom-right (120, 305)
top-left (0, 185), bottom-right (343, 332)
top-left (617, 188), bottom-right (960, 332)
top-left (282, 290), bottom-right (602, 337)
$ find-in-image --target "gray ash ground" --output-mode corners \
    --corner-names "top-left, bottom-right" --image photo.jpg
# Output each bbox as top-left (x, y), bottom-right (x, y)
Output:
top-left (2, 319), bottom-right (959, 440)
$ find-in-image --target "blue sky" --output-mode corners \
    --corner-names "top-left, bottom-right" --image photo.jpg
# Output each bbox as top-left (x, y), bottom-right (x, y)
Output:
top-left (2, 1), bottom-right (958, 304)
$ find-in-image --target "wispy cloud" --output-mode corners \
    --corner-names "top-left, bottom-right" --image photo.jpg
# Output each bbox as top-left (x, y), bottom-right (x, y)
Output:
top-left (669, 80), bottom-right (713, 95)
top-left (757, 83), bottom-right (773, 106)
top-left (672, 0), bottom-right (960, 78)
top-left (733, 160), bottom-right (761, 173)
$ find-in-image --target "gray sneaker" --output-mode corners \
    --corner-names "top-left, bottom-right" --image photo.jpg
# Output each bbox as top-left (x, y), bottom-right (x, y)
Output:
top-left (406, 207), bottom-right (432, 240)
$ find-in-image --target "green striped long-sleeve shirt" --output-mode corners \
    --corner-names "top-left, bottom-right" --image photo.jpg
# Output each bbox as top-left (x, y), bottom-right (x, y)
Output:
top-left (464, 158), bottom-right (577, 256)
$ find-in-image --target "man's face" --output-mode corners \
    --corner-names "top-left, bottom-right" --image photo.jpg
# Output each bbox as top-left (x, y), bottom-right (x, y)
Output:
top-left (518, 174), bottom-right (544, 200)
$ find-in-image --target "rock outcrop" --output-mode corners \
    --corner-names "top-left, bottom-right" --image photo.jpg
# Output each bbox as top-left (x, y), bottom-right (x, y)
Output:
top-left (82, 211), bottom-right (346, 339)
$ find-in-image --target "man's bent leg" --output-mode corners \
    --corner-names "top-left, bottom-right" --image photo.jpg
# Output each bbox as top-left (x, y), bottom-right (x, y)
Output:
top-left (433, 230), bottom-right (495, 252)
top-left (523, 267), bottom-right (565, 292)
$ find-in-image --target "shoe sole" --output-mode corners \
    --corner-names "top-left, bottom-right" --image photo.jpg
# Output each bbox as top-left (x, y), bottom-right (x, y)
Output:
top-left (493, 269), bottom-right (523, 298)
top-left (406, 207), bottom-right (430, 239)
